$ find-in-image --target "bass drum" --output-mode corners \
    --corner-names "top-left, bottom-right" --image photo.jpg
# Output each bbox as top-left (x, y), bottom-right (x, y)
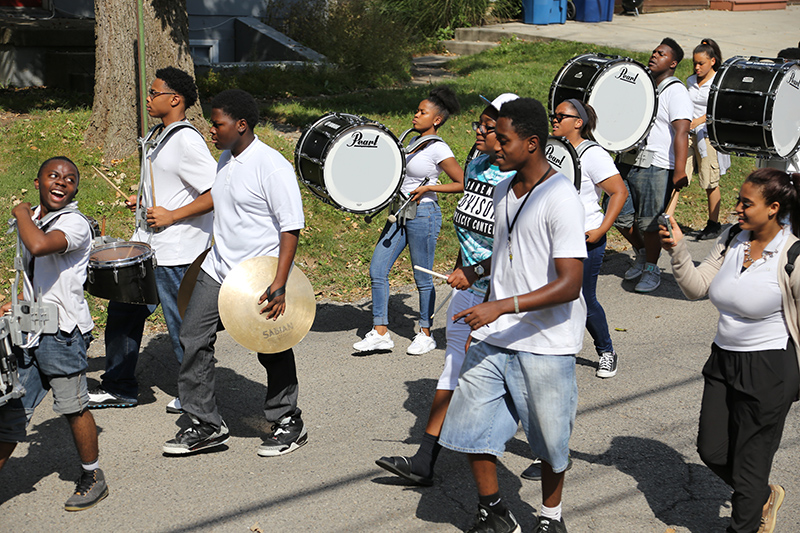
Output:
top-left (545, 136), bottom-right (581, 191)
top-left (295, 113), bottom-right (406, 214)
top-left (550, 54), bottom-right (657, 153)
top-left (708, 56), bottom-right (800, 158)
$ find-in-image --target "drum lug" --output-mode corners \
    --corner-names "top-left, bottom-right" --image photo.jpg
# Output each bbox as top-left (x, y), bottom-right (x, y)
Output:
top-left (113, 269), bottom-right (119, 284)
top-left (87, 269), bottom-right (94, 284)
top-left (140, 262), bottom-right (147, 277)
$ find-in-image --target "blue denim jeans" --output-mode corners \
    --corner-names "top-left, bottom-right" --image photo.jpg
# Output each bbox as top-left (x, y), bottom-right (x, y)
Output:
top-left (584, 235), bottom-right (614, 354)
top-left (369, 201), bottom-right (442, 329)
top-left (439, 340), bottom-right (577, 473)
top-left (616, 163), bottom-right (673, 233)
top-left (101, 264), bottom-right (188, 399)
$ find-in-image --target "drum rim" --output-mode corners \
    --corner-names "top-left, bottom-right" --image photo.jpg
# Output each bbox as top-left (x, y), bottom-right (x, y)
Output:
top-left (89, 241), bottom-right (154, 268)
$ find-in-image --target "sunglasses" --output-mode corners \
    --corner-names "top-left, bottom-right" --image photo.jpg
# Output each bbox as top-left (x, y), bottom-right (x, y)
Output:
top-left (550, 113), bottom-right (581, 123)
top-left (471, 121), bottom-right (496, 134)
top-left (148, 89), bottom-right (177, 98)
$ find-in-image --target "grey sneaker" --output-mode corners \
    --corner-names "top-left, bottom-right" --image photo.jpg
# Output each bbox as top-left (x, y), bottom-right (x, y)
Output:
top-left (634, 263), bottom-right (661, 293)
top-left (163, 420), bottom-right (229, 455)
top-left (623, 248), bottom-right (646, 280)
top-left (467, 504), bottom-right (521, 533)
top-left (258, 415), bottom-right (308, 457)
top-left (596, 351), bottom-right (618, 378)
top-left (64, 468), bottom-right (109, 511)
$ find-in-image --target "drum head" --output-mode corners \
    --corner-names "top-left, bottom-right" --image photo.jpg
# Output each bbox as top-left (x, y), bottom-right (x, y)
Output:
top-left (588, 60), bottom-right (657, 152)
top-left (89, 241), bottom-right (152, 267)
top-left (772, 63), bottom-right (800, 158)
top-left (545, 137), bottom-right (581, 190)
top-left (323, 123), bottom-right (404, 213)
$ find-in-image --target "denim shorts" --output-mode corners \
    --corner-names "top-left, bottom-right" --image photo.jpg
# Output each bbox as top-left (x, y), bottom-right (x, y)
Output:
top-left (615, 163), bottom-right (672, 232)
top-left (0, 328), bottom-right (93, 442)
top-left (439, 340), bottom-right (577, 473)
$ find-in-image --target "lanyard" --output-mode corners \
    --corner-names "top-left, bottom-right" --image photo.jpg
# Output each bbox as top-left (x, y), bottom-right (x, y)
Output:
top-left (504, 167), bottom-right (552, 266)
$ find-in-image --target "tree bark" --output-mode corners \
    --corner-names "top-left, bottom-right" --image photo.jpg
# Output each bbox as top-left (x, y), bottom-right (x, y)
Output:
top-left (86, 0), bottom-right (204, 161)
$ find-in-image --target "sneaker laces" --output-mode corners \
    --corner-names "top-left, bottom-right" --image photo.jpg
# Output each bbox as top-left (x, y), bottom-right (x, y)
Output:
top-left (73, 470), bottom-right (97, 496)
top-left (538, 517), bottom-right (556, 532)
top-left (598, 353), bottom-right (614, 371)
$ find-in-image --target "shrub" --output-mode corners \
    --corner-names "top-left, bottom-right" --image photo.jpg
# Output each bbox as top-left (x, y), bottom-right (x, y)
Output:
top-left (375, 0), bottom-right (489, 36)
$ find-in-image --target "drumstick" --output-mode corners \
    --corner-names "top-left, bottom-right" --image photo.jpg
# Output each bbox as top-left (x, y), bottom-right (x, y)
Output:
top-left (413, 265), bottom-right (449, 281)
top-left (101, 216), bottom-right (106, 237)
top-left (665, 189), bottom-right (680, 217)
top-left (91, 165), bottom-right (126, 198)
top-left (430, 287), bottom-right (454, 320)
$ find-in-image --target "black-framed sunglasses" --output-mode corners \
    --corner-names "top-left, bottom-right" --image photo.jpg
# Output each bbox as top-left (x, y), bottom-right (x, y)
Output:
top-left (471, 121), bottom-right (496, 134)
top-left (549, 113), bottom-right (580, 123)
top-left (148, 89), bottom-right (177, 98)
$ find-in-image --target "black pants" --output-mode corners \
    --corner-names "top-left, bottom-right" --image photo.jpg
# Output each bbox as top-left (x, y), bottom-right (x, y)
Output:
top-left (697, 342), bottom-right (799, 533)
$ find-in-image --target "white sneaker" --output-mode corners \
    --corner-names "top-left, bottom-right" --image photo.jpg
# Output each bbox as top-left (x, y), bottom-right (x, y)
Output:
top-left (353, 329), bottom-right (394, 352)
top-left (635, 263), bottom-right (661, 293)
top-left (166, 397), bottom-right (184, 414)
top-left (407, 332), bottom-right (436, 355)
top-left (624, 248), bottom-right (647, 280)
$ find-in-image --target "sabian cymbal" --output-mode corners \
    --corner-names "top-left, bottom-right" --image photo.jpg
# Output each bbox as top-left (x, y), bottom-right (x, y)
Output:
top-left (218, 256), bottom-right (316, 354)
top-left (177, 248), bottom-right (211, 319)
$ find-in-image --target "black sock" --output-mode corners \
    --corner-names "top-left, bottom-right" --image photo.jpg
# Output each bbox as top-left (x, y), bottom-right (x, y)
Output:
top-left (410, 432), bottom-right (441, 478)
top-left (479, 491), bottom-right (507, 515)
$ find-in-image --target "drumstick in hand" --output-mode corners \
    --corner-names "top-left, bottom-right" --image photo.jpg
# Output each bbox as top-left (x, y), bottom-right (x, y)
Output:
top-left (91, 165), bottom-right (126, 198)
top-left (665, 189), bottom-right (680, 217)
top-left (414, 265), bottom-right (449, 280)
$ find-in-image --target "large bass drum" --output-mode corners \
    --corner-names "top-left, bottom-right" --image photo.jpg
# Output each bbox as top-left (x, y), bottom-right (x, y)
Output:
top-left (707, 56), bottom-right (800, 158)
top-left (550, 54), bottom-right (657, 153)
top-left (295, 113), bottom-right (406, 214)
top-left (545, 136), bottom-right (581, 191)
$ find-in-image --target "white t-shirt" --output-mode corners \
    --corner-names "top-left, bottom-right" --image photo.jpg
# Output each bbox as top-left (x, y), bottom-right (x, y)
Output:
top-left (201, 137), bottom-right (305, 284)
top-left (132, 122), bottom-right (217, 266)
top-left (646, 81), bottom-right (693, 170)
top-left (577, 142), bottom-right (619, 232)
top-left (26, 204), bottom-right (93, 334)
top-left (708, 226), bottom-right (791, 351)
top-left (401, 139), bottom-right (455, 203)
top-left (472, 173), bottom-right (587, 354)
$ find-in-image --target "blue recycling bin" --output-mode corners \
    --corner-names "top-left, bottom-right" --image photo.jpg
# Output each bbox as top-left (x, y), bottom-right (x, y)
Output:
top-left (523, 0), bottom-right (567, 25)
top-left (573, 0), bottom-right (614, 22)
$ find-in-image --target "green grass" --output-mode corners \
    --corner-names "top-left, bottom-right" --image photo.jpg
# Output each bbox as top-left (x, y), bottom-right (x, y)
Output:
top-left (0, 39), bottom-right (765, 328)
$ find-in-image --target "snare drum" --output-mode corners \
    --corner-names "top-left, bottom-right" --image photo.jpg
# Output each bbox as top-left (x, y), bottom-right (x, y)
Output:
top-left (295, 113), bottom-right (406, 214)
top-left (550, 54), bottom-right (657, 153)
top-left (708, 57), bottom-right (800, 158)
top-left (546, 136), bottom-right (581, 191)
top-left (86, 241), bottom-right (159, 305)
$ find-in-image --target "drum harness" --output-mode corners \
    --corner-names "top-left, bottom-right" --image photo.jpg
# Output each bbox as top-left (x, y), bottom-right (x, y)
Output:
top-left (392, 130), bottom-right (445, 224)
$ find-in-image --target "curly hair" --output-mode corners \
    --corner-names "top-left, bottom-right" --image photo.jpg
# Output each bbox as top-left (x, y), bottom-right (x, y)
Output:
top-left (426, 86), bottom-right (461, 127)
top-left (210, 89), bottom-right (260, 132)
top-left (661, 37), bottom-right (685, 64)
top-left (498, 98), bottom-right (548, 146)
top-left (156, 67), bottom-right (198, 108)
top-left (38, 156), bottom-right (79, 183)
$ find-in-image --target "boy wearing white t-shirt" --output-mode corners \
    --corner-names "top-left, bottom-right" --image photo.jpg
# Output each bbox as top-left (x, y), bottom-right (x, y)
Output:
top-left (0, 157), bottom-right (108, 511)
top-left (163, 90), bottom-right (307, 457)
top-left (440, 98), bottom-right (586, 533)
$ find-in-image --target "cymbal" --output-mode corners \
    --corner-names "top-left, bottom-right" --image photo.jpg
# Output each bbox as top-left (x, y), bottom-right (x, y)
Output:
top-left (177, 248), bottom-right (211, 319)
top-left (218, 256), bottom-right (316, 354)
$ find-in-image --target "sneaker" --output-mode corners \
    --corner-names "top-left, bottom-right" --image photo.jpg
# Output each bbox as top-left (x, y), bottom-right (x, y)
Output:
top-left (407, 332), bottom-right (436, 355)
top-left (166, 397), bottom-right (184, 414)
top-left (634, 263), bottom-right (661, 293)
top-left (467, 504), bottom-right (521, 533)
top-left (758, 484), bottom-right (785, 533)
top-left (163, 420), bottom-right (229, 455)
top-left (535, 516), bottom-right (568, 533)
top-left (375, 455), bottom-right (434, 486)
top-left (521, 456), bottom-right (573, 481)
top-left (696, 220), bottom-right (722, 241)
top-left (596, 351), bottom-right (618, 378)
top-left (624, 248), bottom-right (646, 280)
top-left (258, 415), bottom-right (308, 457)
top-left (88, 387), bottom-right (137, 409)
top-left (353, 329), bottom-right (394, 352)
top-left (64, 468), bottom-right (109, 511)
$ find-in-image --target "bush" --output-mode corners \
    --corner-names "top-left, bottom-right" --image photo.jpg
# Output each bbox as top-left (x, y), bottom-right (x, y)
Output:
top-left (375, 0), bottom-right (489, 36)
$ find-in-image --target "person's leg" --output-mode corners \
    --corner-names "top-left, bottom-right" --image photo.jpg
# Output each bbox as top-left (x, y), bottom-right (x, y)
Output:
top-left (155, 264), bottom-right (190, 364)
top-left (583, 236), bottom-right (613, 354)
top-left (697, 345), bottom-right (734, 485)
top-left (257, 348), bottom-right (307, 457)
top-left (707, 187), bottom-right (721, 224)
top-left (368, 220), bottom-right (408, 334)
top-left (66, 410), bottom-right (99, 464)
top-left (405, 202), bottom-right (442, 335)
top-left (469, 453), bottom-right (499, 496)
top-left (98, 300), bottom-right (153, 400)
top-left (0, 441), bottom-right (16, 470)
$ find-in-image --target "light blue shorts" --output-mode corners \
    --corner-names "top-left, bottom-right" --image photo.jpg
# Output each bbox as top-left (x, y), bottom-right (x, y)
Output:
top-left (439, 340), bottom-right (577, 473)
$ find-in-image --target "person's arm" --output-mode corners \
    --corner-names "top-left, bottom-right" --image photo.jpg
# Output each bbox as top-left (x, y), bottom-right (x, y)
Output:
top-left (447, 254), bottom-right (492, 291)
top-left (690, 114), bottom-right (706, 130)
top-left (12, 203), bottom-right (67, 256)
top-left (147, 190), bottom-right (213, 229)
top-left (258, 229), bottom-right (300, 320)
top-left (454, 257), bottom-right (583, 330)
top-left (585, 173), bottom-right (628, 244)
top-left (660, 216), bottom-right (726, 300)
top-left (411, 157), bottom-right (464, 200)
top-left (671, 118), bottom-right (691, 190)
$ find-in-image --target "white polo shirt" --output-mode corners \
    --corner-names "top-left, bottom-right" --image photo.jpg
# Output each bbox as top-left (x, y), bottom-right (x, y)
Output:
top-left (201, 137), bottom-right (305, 283)
top-left (645, 81), bottom-right (693, 170)
top-left (132, 122), bottom-right (217, 266)
top-left (472, 173), bottom-right (587, 354)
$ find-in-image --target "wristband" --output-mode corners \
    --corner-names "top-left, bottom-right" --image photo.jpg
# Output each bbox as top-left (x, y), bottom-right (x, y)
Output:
top-left (513, 295), bottom-right (519, 314)
top-left (266, 285), bottom-right (286, 302)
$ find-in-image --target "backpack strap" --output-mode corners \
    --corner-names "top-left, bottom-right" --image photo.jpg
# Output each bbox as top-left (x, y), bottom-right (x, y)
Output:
top-left (785, 241), bottom-right (800, 276)
top-left (657, 76), bottom-right (684, 95)
top-left (576, 139), bottom-right (601, 158)
top-left (719, 224), bottom-right (743, 257)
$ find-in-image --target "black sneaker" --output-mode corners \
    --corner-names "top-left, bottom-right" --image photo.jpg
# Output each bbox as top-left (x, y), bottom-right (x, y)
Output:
top-left (88, 387), bottom-right (137, 409)
top-left (375, 455), bottom-right (434, 486)
top-left (596, 351), bottom-right (618, 378)
top-left (258, 415), bottom-right (308, 457)
top-left (521, 456), bottom-right (573, 481)
top-left (535, 516), bottom-right (567, 533)
top-left (467, 504), bottom-right (521, 533)
top-left (163, 420), bottom-right (229, 455)
top-left (695, 220), bottom-right (722, 241)
top-left (64, 468), bottom-right (109, 511)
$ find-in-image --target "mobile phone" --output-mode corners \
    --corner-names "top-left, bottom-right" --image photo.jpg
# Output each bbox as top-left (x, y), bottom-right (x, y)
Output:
top-left (659, 213), bottom-right (675, 241)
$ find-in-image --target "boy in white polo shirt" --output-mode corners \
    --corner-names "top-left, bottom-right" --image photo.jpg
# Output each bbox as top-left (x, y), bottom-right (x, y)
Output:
top-left (0, 157), bottom-right (108, 511)
top-left (89, 67), bottom-right (216, 411)
top-left (440, 98), bottom-right (586, 533)
top-left (163, 89), bottom-right (307, 456)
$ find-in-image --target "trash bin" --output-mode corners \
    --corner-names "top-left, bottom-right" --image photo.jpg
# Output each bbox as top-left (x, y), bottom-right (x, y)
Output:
top-left (522, 0), bottom-right (567, 25)
top-left (573, 0), bottom-right (613, 22)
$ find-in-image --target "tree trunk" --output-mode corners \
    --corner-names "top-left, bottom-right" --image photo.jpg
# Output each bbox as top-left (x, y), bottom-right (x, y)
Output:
top-left (86, 0), bottom-right (204, 161)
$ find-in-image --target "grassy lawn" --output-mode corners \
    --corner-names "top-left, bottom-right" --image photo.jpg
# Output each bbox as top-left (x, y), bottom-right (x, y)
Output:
top-left (0, 39), bottom-right (762, 330)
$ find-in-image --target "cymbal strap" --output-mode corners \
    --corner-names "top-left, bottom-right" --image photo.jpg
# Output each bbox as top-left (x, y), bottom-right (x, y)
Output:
top-left (266, 285), bottom-right (286, 301)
